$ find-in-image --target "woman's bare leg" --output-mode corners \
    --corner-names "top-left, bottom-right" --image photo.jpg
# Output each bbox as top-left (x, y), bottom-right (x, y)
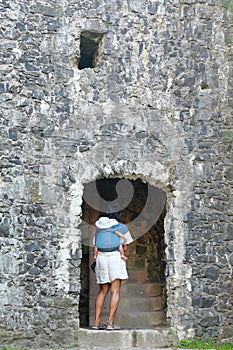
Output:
top-left (95, 283), bottom-right (109, 325)
top-left (108, 279), bottom-right (121, 324)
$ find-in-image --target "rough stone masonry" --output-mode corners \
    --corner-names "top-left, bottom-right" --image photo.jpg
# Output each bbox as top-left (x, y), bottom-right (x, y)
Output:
top-left (0, 0), bottom-right (232, 348)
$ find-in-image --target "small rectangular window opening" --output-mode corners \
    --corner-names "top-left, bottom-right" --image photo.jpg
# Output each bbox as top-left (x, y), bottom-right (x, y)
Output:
top-left (78, 31), bottom-right (104, 70)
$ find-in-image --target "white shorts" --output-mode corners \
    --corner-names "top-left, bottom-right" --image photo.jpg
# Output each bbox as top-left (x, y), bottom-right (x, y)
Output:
top-left (95, 251), bottom-right (128, 284)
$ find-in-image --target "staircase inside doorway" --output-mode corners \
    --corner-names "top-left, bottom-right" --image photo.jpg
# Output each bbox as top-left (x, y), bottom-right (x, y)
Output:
top-left (80, 178), bottom-right (167, 329)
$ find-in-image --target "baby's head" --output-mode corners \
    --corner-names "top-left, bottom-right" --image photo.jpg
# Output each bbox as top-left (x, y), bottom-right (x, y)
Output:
top-left (108, 212), bottom-right (121, 222)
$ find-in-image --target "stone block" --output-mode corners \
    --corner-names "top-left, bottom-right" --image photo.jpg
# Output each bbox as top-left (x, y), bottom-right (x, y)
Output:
top-left (0, 255), bottom-right (18, 274)
top-left (0, 218), bottom-right (10, 237)
top-left (204, 266), bottom-right (219, 280)
top-left (120, 283), bottom-right (162, 297)
top-left (136, 329), bottom-right (178, 348)
top-left (77, 328), bottom-right (178, 349)
top-left (115, 311), bottom-right (166, 329)
top-left (77, 328), bottom-right (132, 349)
top-left (118, 296), bottom-right (163, 313)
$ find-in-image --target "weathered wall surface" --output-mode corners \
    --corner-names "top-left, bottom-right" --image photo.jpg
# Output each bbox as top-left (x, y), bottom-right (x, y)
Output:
top-left (0, 0), bottom-right (232, 347)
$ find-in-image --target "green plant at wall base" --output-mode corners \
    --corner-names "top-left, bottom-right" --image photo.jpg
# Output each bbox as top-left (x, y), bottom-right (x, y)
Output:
top-left (1, 348), bottom-right (36, 350)
top-left (222, 0), bottom-right (233, 19)
top-left (177, 339), bottom-right (233, 350)
top-left (229, 0), bottom-right (233, 19)
top-left (1, 348), bottom-right (53, 350)
top-left (224, 0), bottom-right (233, 9)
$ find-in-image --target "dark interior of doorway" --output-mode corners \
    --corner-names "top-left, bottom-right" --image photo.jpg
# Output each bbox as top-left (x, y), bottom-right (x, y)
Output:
top-left (79, 178), bottom-right (167, 328)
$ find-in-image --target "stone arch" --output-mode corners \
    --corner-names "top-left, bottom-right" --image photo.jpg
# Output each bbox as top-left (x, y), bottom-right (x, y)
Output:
top-left (62, 158), bottom-right (191, 336)
top-left (66, 160), bottom-right (172, 320)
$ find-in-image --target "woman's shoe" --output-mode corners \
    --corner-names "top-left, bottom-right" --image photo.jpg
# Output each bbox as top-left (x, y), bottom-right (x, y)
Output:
top-left (91, 323), bottom-right (99, 329)
top-left (99, 323), bottom-right (107, 329)
top-left (106, 322), bottom-right (120, 330)
top-left (91, 323), bottom-right (106, 330)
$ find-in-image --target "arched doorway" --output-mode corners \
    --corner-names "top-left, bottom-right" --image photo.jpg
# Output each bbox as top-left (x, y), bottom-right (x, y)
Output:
top-left (79, 178), bottom-right (167, 328)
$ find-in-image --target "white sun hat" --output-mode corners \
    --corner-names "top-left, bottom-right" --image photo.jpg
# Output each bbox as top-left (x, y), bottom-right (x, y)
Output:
top-left (95, 217), bottom-right (118, 229)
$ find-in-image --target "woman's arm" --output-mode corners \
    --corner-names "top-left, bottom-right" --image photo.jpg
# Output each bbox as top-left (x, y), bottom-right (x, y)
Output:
top-left (93, 246), bottom-right (98, 261)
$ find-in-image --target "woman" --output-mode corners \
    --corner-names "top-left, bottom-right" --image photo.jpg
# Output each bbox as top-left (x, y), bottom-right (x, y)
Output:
top-left (92, 216), bottom-right (133, 330)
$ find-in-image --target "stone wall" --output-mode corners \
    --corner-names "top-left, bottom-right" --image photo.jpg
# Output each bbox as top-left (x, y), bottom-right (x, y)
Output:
top-left (0, 0), bottom-right (232, 347)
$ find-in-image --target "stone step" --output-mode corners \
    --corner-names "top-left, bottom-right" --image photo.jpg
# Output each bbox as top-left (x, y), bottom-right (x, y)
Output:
top-left (89, 282), bottom-right (164, 327)
top-left (115, 310), bottom-right (166, 329)
top-left (77, 327), bottom-right (178, 349)
top-left (117, 295), bottom-right (163, 312)
top-left (120, 282), bottom-right (162, 297)
top-left (90, 282), bottom-right (162, 298)
top-left (89, 302), bottom-right (165, 328)
top-left (89, 295), bottom-right (163, 313)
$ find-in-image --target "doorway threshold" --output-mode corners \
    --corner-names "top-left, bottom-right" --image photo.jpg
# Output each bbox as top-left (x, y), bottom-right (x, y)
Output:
top-left (77, 327), bottom-right (178, 349)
